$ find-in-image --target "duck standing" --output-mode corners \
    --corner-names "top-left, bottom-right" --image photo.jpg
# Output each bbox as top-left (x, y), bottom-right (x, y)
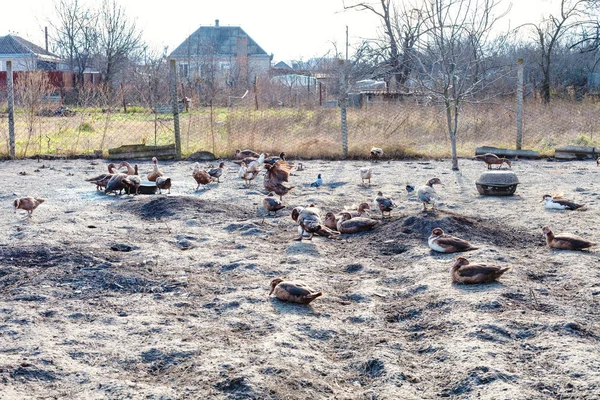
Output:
top-left (474, 153), bottom-right (512, 169)
top-left (14, 196), bottom-right (45, 217)
top-left (268, 278), bottom-right (323, 304)
top-left (156, 177), bottom-right (172, 194)
top-left (86, 163), bottom-right (118, 190)
top-left (451, 257), bottom-right (511, 284)
top-left (193, 162), bottom-right (216, 189)
top-left (147, 157), bottom-right (163, 182)
top-left (360, 167), bottom-right (372, 185)
top-left (428, 228), bottom-right (478, 253)
top-left (373, 191), bottom-right (397, 219)
top-left (541, 226), bottom-right (596, 250)
top-left (417, 178), bottom-right (442, 211)
top-left (262, 193), bottom-right (286, 223)
top-left (370, 147), bottom-right (383, 161)
top-left (541, 194), bottom-right (585, 210)
top-left (208, 162), bottom-right (225, 183)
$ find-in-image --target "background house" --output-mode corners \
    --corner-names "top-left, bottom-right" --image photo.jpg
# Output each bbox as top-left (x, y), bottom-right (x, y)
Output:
top-left (0, 34), bottom-right (68, 72)
top-left (168, 20), bottom-right (271, 89)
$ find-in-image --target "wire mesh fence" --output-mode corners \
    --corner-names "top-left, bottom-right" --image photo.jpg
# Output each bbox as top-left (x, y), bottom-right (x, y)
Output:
top-left (2, 72), bottom-right (600, 160)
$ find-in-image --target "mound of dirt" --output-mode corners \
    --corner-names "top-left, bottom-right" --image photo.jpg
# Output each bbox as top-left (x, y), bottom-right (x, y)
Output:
top-left (116, 196), bottom-right (253, 221)
top-left (375, 210), bottom-right (544, 249)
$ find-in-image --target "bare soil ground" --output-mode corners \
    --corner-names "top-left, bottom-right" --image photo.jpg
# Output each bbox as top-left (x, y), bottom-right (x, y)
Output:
top-left (1, 156), bottom-right (599, 399)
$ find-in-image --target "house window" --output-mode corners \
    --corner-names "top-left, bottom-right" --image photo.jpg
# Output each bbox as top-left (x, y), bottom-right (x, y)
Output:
top-left (178, 63), bottom-right (189, 78)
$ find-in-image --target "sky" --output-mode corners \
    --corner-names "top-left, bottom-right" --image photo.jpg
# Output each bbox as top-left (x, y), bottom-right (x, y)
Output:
top-left (2, 0), bottom-right (550, 63)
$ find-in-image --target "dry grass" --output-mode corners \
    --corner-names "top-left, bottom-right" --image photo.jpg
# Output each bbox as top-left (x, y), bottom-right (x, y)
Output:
top-left (1, 97), bottom-right (599, 159)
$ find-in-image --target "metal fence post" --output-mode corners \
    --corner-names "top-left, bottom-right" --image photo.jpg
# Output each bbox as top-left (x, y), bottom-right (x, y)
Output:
top-left (7, 60), bottom-right (16, 159)
top-left (340, 100), bottom-right (348, 158)
top-left (516, 58), bottom-right (524, 150)
top-left (170, 59), bottom-right (181, 159)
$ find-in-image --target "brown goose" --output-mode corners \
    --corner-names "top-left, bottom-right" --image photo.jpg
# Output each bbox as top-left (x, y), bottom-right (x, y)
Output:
top-left (86, 163), bottom-right (118, 190)
top-left (14, 196), bottom-right (45, 217)
top-left (474, 153), bottom-right (512, 169)
top-left (147, 157), bottom-right (164, 182)
top-left (428, 228), bottom-right (478, 253)
top-left (541, 226), bottom-right (596, 250)
top-left (268, 278), bottom-right (323, 304)
top-left (118, 161), bottom-right (136, 175)
top-left (336, 212), bottom-right (379, 234)
top-left (451, 257), bottom-right (510, 284)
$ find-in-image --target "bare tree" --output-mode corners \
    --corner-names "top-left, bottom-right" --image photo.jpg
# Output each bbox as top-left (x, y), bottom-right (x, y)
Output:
top-left (411, 0), bottom-right (509, 170)
top-left (97, 0), bottom-right (143, 85)
top-left (519, 0), bottom-right (599, 103)
top-left (15, 71), bottom-right (53, 157)
top-left (48, 0), bottom-right (98, 87)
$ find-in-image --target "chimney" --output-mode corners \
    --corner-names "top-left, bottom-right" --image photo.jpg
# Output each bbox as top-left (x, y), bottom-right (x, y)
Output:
top-left (215, 19), bottom-right (219, 27)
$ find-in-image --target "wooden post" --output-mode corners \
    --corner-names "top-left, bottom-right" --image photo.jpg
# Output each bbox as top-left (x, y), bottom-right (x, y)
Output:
top-left (253, 76), bottom-right (259, 111)
top-left (120, 83), bottom-right (127, 113)
top-left (170, 59), bottom-right (181, 159)
top-left (7, 60), bottom-right (16, 159)
top-left (341, 100), bottom-right (348, 158)
top-left (319, 81), bottom-right (322, 106)
top-left (516, 58), bottom-right (524, 150)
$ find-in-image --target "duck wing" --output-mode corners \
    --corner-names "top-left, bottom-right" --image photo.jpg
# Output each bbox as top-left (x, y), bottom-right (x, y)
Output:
top-left (418, 187), bottom-right (436, 202)
top-left (437, 235), bottom-right (477, 251)
top-left (552, 198), bottom-right (583, 210)
top-left (457, 264), bottom-right (505, 277)
top-left (554, 234), bottom-right (595, 248)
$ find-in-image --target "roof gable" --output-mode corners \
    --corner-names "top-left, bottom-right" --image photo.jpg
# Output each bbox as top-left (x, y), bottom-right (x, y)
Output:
top-left (0, 35), bottom-right (59, 59)
top-left (169, 25), bottom-right (269, 59)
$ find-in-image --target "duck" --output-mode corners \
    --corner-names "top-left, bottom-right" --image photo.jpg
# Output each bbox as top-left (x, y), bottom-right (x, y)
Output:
top-left (105, 173), bottom-right (132, 195)
top-left (417, 178), bottom-right (442, 211)
top-left (336, 212), bottom-right (379, 234)
top-left (247, 153), bottom-right (266, 174)
top-left (541, 194), bottom-right (585, 210)
top-left (208, 162), bottom-right (225, 183)
top-left (193, 162), bottom-right (215, 189)
top-left (451, 257), bottom-right (511, 284)
top-left (373, 191), bottom-right (397, 219)
top-left (406, 184), bottom-right (415, 194)
top-left (156, 176), bottom-right (172, 194)
top-left (264, 159), bottom-right (291, 183)
top-left (235, 149), bottom-right (260, 159)
top-left (125, 166), bottom-right (141, 194)
top-left (13, 196), bottom-right (45, 217)
top-left (264, 162), bottom-right (295, 200)
top-left (428, 228), bottom-right (479, 253)
top-left (370, 147), bottom-right (383, 161)
top-left (238, 162), bottom-right (259, 186)
top-left (118, 161), bottom-right (136, 175)
top-left (146, 157), bottom-right (164, 182)
top-left (474, 153), bottom-right (512, 169)
top-left (360, 167), bottom-right (372, 185)
top-left (292, 205), bottom-right (339, 241)
top-left (347, 202), bottom-right (371, 218)
top-left (264, 152), bottom-right (286, 166)
top-left (310, 174), bottom-right (322, 187)
top-left (86, 163), bottom-right (118, 190)
top-left (268, 278), bottom-right (323, 304)
top-left (541, 226), bottom-right (596, 250)
top-left (324, 212), bottom-right (339, 230)
top-left (262, 193), bottom-right (286, 222)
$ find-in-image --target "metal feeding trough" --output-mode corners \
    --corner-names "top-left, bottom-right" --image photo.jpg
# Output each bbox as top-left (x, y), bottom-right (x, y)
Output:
top-left (138, 180), bottom-right (157, 195)
top-left (476, 170), bottom-right (520, 196)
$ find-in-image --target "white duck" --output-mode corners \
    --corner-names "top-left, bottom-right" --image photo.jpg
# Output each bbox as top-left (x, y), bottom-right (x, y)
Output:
top-left (417, 178), bottom-right (442, 211)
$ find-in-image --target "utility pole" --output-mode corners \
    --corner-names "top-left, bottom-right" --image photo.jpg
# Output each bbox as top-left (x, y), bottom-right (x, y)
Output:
top-left (170, 59), bottom-right (181, 159)
top-left (7, 60), bottom-right (15, 159)
top-left (516, 58), bottom-right (524, 150)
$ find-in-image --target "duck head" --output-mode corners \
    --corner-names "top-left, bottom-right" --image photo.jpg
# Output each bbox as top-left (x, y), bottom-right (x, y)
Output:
top-left (431, 228), bottom-right (444, 237)
top-left (291, 207), bottom-right (304, 222)
top-left (152, 156), bottom-right (158, 165)
top-left (452, 256), bottom-right (470, 269)
top-left (339, 212), bottom-right (352, 222)
top-left (541, 226), bottom-right (553, 236)
top-left (324, 212), bottom-right (337, 223)
top-left (269, 277), bottom-right (285, 295)
top-left (541, 194), bottom-right (553, 203)
top-left (427, 178), bottom-right (442, 186)
top-left (219, 162), bottom-right (225, 168)
top-left (358, 202), bottom-right (371, 212)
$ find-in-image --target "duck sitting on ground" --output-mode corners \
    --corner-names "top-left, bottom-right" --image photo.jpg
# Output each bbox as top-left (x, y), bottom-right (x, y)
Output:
top-left (235, 149), bottom-right (260, 159)
top-left (428, 228), bottom-right (479, 253)
top-left (474, 153), bottom-right (512, 169)
top-left (147, 157), bottom-right (163, 182)
top-left (336, 212), bottom-right (379, 234)
top-left (347, 202), bottom-right (371, 218)
top-left (541, 194), bottom-right (585, 210)
top-left (292, 205), bottom-right (339, 241)
top-left (417, 178), bottom-right (442, 211)
top-left (451, 257), bottom-right (511, 284)
top-left (373, 191), bottom-right (397, 219)
top-left (208, 162), bottom-right (225, 183)
top-left (324, 212), bottom-right (339, 230)
top-left (360, 167), bottom-right (372, 185)
top-left (14, 196), bottom-right (45, 217)
top-left (541, 226), bottom-right (596, 250)
top-left (268, 278), bottom-right (323, 304)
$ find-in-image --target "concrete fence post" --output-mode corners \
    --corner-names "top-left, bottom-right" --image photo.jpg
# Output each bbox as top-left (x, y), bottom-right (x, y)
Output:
top-left (516, 58), bottom-right (524, 150)
top-left (7, 60), bottom-right (16, 159)
top-left (170, 59), bottom-right (181, 159)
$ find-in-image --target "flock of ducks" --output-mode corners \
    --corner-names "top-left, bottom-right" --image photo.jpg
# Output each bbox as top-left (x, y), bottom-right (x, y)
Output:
top-left (10, 149), bottom-right (598, 305)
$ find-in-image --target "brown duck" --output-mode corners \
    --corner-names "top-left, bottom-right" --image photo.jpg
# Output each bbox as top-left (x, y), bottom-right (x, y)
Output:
top-left (118, 161), bottom-right (136, 175)
top-left (14, 196), bottom-right (46, 217)
top-left (428, 228), bottom-right (478, 253)
top-left (474, 153), bottom-right (512, 169)
top-left (451, 257), bottom-right (511, 284)
top-left (336, 212), bottom-right (379, 234)
top-left (269, 278), bottom-right (323, 304)
top-left (262, 193), bottom-right (286, 222)
top-left (86, 163), bottom-right (118, 190)
top-left (235, 149), bottom-right (260, 159)
top-left (292, 205), bottom-right (339, 240)
top-left (348, 202), bottom-right (371, 218)
top-left (541, 226), bottom-right (596, 250)
top-left (324, 212), bottom-right (339, 230)
top-left (147, 157), bottom-right (164, 182)
top-left (193, 162), bottom-right (215, 189)
top-left (156, 177), bottom-right (172, 194)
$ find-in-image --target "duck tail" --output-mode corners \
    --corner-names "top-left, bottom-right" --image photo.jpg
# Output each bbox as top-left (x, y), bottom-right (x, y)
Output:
top-left (497, 266), bottom-right (511, 276)
top-left (308, 292), bottom-right (323, 300)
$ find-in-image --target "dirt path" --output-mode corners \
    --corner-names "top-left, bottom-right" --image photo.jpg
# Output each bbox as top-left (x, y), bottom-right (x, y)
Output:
top-left (1, 157), bottom-right (599, 399)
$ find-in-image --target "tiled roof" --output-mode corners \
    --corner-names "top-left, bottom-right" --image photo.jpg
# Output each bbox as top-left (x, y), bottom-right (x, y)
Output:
top-left (169, 26), bottom-right (269, 58)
